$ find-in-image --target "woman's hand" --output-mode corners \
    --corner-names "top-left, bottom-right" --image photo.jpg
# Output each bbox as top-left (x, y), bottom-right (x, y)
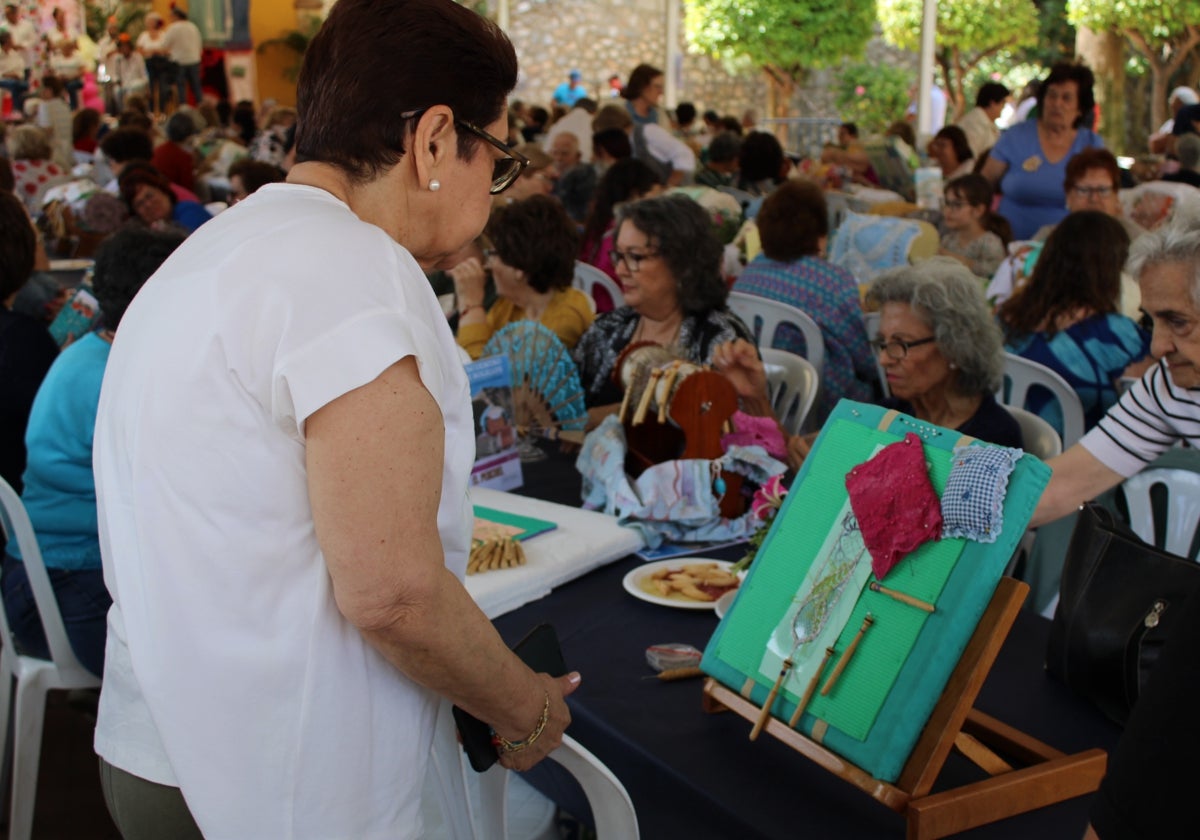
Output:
top-left (711, 339), bottom-right (769, 404)
top-left (448, 257), bottom-right (487, 325)
top-left (786, 431), bottom-right (818, 472)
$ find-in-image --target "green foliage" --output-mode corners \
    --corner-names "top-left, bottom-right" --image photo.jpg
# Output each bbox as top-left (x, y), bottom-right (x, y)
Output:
top-left (879, 0), bottom-right (1038, 55)
top-left (83, 0), bottom-right (146, 42)
top-left (834, 63), bottom-right (912, 136)
top-left (685, 0), bottom-right (878, 86)
top-left (1066, 0), bottom-right (1200, 39)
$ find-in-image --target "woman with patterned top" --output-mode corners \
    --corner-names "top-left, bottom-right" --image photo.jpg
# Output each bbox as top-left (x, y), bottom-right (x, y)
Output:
top-left (573, 193), bottom-right (753, 426)
top-left (732, 179), bottom-right (877, 422)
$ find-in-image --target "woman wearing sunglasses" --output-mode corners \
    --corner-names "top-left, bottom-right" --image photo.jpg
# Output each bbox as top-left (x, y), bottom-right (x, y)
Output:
top-left (572, 192), bottom-right (753, 426)
top-left (90, 2), bottom-right (577, 838)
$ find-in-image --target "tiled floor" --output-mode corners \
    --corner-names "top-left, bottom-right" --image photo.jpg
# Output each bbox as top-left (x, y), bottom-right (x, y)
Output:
top-left (3, 692), bottom-right (120, 840)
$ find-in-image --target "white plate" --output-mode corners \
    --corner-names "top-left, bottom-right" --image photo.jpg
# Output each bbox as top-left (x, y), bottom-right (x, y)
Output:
top-left (714, 589), bottom-right (738, 620)
top-left (622, 558), bottom-right (738, 610)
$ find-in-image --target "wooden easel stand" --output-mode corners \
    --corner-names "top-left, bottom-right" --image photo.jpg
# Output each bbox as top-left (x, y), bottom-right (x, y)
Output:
top-left (702, 578), bottom-right (1107, 839)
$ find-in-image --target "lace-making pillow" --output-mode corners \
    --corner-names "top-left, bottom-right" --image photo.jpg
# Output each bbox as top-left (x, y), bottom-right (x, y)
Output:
top-left (940, 444), bottom-right (1023, 543)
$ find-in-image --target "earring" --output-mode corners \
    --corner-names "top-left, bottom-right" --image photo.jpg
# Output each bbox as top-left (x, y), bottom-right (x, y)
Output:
top-left (948, 362), bottom-right (957, 369)
top-left (429, 179), bottom-right (441, 192)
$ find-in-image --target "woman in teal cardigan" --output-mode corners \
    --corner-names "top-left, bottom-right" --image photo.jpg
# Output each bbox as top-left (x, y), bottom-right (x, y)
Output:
top-left (1, 227), bottom-right (184, 676)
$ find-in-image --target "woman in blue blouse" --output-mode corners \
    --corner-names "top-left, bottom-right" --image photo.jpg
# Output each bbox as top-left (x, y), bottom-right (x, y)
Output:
top-left (998, 211), bottom-right (1152, 435)
top-left (1, 227), bottom-right (184, 676)
top-left (732, 180), bottom-right (877, 422)
top-left (981, 63), bottom-right (1104, 241)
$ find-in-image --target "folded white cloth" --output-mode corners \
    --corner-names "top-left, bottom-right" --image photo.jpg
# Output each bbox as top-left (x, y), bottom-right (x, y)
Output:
top-left (466, 488), bottom-right (645, 618)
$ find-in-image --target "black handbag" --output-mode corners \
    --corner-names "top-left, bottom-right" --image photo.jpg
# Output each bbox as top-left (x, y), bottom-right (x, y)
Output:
top-left (1046, 502), bottom-right (1200, 725)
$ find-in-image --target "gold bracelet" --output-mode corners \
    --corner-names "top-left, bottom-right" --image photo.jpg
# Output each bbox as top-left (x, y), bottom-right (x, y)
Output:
top-left (490, 692), bottom-right (550, 755)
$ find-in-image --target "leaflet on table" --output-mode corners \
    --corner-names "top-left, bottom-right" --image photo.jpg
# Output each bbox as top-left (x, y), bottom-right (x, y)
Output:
top-left (472, 506), bottom-right (556, 542)
top-left (637, 538), bottom-right (747, 562)
top-left (466, 354), bottom-right (523, 492)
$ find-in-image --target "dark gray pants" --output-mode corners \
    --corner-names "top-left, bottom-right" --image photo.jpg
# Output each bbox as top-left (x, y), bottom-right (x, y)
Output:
top-left (99, 757), bottom-right (204, 840)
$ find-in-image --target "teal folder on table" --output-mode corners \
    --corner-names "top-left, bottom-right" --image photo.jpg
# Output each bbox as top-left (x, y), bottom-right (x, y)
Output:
top-left (701, 400), bottom-right (1050, 782)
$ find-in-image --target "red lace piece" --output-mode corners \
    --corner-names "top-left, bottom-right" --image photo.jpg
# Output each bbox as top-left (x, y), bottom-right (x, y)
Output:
top-left (845, 432), bottom-right (943, 580)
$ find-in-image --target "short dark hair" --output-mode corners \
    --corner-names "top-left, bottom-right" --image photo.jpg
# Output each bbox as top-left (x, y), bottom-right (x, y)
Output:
top-left (165, 112), bottom-right (198, 143)
top-left (840, 122), bottom-right (859, 138)
top-left (296, 0), bottom-right (518, 183)
top-left (738, 131), bottom-right (785, 184)
top-left (934, 125), bottom-right (973, 163)
top-left (228, 158), bottom-right (285, 196)
top-left (976, 82), bottom-right (1010, 108)
top-left (702, 109), bottom-right (719, 124)
top-left (998, 210), bottom-right (1129, 339)
top-left (675, 102), bottom-right (696, 125)
top-left (756, 180), bottom-right (828, 261)
top-left (40, 74), bottom-right (64, 96)
top-left (118, 164), bottom-right (177, 209)
top-left (100, 128), bottom-right (154, 164)
top-left (591, 127), bottom-right (631, 161)
top-left (622, 64), bottom-right (662, 102)
top-left (72, 108), bottom-right (103, 144)
top-left (92, 227), bottom-right (186, 330)
top-left (487, 195), bottom-right (579, 294)
top-left (0, 191), bottom-right (35, 300)
top-left (719, 115), bottom-right (743, 135)
top-left (615, 194), bottom-right (727, 316)
top-left (707, 131), bottom-right (741, 165)
top-left (1063, 147), bottom-right (1120, 191)
top-left (117, 110), bottom-right (154, 133)
top-left (1038, 63), bottom-right (1096, 129)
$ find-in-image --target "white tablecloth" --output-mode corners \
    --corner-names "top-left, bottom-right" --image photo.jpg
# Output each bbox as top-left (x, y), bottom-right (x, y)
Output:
top-left (465, 488), bottom-right (645, 619)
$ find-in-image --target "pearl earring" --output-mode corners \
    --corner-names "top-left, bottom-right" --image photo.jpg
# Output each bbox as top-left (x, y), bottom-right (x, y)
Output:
top-left (429, 179), bottom-right (441, 192)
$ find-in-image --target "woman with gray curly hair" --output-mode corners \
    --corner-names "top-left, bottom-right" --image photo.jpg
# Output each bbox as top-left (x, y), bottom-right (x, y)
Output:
top-left (573, 192), bottom-right (753, 422)
top-left (867, 257), bottom-right (1022, 447)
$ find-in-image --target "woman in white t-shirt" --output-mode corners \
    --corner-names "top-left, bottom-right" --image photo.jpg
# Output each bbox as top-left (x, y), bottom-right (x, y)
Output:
top-left (92, 1), bottom-right (580, 837)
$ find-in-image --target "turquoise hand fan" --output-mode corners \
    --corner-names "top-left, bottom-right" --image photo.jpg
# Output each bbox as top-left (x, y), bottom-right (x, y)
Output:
top-left (481, 322), bottom-right (588, 440)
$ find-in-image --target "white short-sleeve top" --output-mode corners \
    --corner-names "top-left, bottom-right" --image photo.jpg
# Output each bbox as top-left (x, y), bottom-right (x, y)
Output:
top-left (93, 184), bottom-right (474, 838)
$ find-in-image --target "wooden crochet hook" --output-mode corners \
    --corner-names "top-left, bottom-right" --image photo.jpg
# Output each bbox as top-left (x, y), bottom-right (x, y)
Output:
top-left (821, 614), bottom-right (875, 696)
top-left (788, 645), bottom-right (835, 728)
top-left (869, 581), bottom-right (935, 613)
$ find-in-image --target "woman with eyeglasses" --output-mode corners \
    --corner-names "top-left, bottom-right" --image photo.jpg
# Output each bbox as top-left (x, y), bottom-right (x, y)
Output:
top-left (572, 192), bottom-right (753, 426)
top-left (454, 195), bottom-right (594, 358)
top-left (867, 259), bottom-right (1022, 449)
top-left (89, 2), bottom-right (577, 837)
top-left (927, 125), bottom-right (975, 182)
top-left (981, 62), bottom-right (1104, 240)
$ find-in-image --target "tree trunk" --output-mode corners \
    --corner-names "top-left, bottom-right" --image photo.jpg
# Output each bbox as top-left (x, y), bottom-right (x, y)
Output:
top-left (1076, 27), bottom-right (1125, 151)
top-left (763, 67), bottom-right (796, 120)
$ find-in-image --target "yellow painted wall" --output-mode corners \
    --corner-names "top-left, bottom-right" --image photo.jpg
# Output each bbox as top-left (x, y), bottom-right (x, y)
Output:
top-left (151, 0), bottom-right (300, 106)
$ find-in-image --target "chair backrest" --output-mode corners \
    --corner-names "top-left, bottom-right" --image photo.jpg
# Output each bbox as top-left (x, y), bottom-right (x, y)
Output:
top-left (726, 292), bottom-right (825, 376)
top-left (0, 477), bottom-right (95, 684)
top-left (1117, 468), bottom-right (1200, 561)
top-left (995, 353), bottom-right (1086, 449)
top-left (573, 261), bottom-right (624, 313)
top-left (862, 310), bottom-right (888, 398)
top-left (760, 347), bottom-right (820, 436)
top-left (432, 699), bottom-right (639, 840)
top-left (1002, 405), bottom-right (1063, 460)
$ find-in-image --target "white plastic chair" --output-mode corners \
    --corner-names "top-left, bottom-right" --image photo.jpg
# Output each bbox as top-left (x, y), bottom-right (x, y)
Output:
top-left (862, 310), bottom-right (888, 398)
top-left (761, 347), bottom-right (820, 436)
top-left (431, 699), bottom-right (639, 839)
top-left (1003, 405), bottom-right (1063, 460)
top-left (0, 477), bottom-right (101, 840)
top-left (727, 291), bottom-right (825, 376)
top-left (573, 262), bottom-right (624, 313)
top-left (995, 353), bottom-right (1086, 449)
top-left (1117, 468), bottom-right (1200, 561)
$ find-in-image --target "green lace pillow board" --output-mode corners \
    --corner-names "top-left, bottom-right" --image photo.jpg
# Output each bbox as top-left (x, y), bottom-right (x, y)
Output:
top-left (701, 399), bottom-right (1050, 782)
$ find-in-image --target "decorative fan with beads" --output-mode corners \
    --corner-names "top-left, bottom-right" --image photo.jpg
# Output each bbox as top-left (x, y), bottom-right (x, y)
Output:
top-left (481, 322), bottom-right (588, 442)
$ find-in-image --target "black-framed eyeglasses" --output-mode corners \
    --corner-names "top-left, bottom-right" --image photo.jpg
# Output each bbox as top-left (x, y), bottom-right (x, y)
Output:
top-left (1070, 185), bottom-right (1114, 199)
top-left (400, 108), bottom-right (529, 195)
top-left (873, 336), bottom-right (936, 359)
top-left (608, 248), bottom-right (660, 273)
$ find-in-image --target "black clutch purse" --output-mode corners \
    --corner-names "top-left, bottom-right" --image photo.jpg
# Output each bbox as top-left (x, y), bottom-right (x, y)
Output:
top-left (1046, 503), bottom-right (1200, 725)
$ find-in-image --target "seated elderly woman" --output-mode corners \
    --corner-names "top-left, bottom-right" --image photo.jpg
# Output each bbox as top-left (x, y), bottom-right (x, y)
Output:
top-left (454, 195), bottom-right (594, 358)
top-left (1033, 148), bottom-right (1141, 242)
top-left (119, 164), bottom-right (212, 234)
top-left (573, 192), bottom-right (753, 424)
top-left (731, 179), bottom-right (877, 422)
top-left (6, 125), bottom-right (71, 217)
top-left (869, 258), bottom-right (1021, 448)
top-left (2, 226), bottom-right (185, 677)
top-left (998, 211), bottom-right (1151, 432)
